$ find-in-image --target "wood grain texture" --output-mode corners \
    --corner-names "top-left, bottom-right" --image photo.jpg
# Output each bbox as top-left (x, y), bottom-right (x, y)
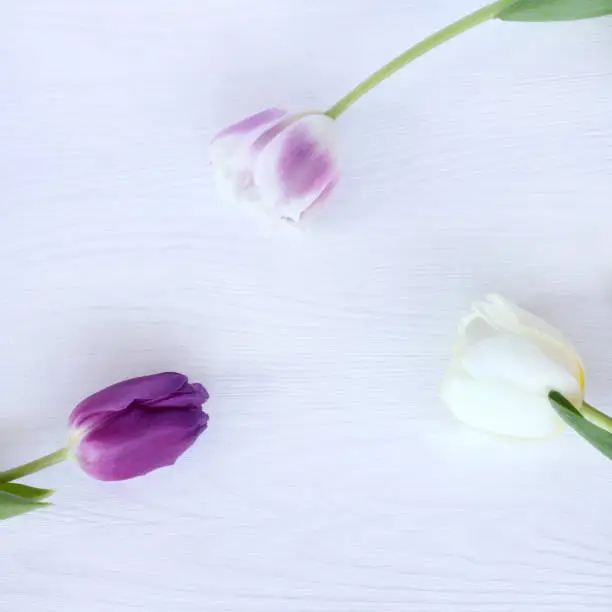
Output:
top-left (1, 1), bottom-right (612, 610)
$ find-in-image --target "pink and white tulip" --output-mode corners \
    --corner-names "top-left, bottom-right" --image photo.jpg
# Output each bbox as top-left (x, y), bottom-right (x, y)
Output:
top-left (210, 109), bottom-right (339, 222)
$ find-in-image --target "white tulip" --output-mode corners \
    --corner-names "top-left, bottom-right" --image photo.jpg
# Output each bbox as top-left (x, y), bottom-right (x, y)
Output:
top-left (441, 294), bottom-right (585, 439)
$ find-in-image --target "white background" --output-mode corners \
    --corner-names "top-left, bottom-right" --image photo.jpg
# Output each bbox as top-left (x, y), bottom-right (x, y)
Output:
top-left (1, 1), bottom-right (612, 610)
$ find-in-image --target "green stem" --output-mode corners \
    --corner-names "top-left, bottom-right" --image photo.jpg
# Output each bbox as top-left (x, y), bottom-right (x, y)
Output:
top-left (325, 0), bottom-right (518, 119)
top-left (580, 401), bottom-right (612, 434)
top-left (0, 448), bottom-right (68, 483)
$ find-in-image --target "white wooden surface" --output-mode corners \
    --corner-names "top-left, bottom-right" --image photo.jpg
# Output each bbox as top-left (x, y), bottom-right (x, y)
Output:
top-left (1, 1), bottom-right (612, 610)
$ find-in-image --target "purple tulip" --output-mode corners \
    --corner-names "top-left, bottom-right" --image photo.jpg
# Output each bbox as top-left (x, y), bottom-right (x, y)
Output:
top-left (210, 109), bottom-right (339, 222)
top-left (68, 373), bottom-right (209, 481)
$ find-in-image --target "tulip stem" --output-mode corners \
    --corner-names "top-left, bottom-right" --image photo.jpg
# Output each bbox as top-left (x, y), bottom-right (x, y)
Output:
top-left (581, 401), bottom-right (612, 434)
top-left (325, 0), bottom-right (518, 119)
top-left (0, 448), bottom-right (69, 483)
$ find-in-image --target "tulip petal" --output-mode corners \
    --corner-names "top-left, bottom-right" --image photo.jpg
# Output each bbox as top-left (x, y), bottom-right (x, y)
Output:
top-left (213, 108), bottom-right (287, 140)
top-left (278, 126), bottom-right (334, 196)
top-left (464, 294), bottom-right (567, 346)
top-left (210, 108), bottom-right (288, 207)
top-left (254, 114), bottom-right (338, 221)
top-left (441, 376), bottom-right (565, 438)
top-left (299, 179), bottom-right (339, 219)
top-left (461, 335), bottom-right (582, 399)
top-left (461, 294), bottom-right (584, 388)
top-left (76, 405), bottom-right (209, 481)
top-left (147, 382), bottom-right (209, 409)
top-left (69, 372), bottom-right (188, 430)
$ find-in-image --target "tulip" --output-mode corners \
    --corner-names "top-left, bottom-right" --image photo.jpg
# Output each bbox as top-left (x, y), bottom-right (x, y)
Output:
top-left (211, 2), bottom-right (612, 225)
top-left (210, 109), bottom-right (339, 222)
top-left (440, 294), bottom-right (585, 438)
top-left (0, 372), bottom-right (209, 517)
top-left (209, 2), bottom-right (531, 224)
top-left (68, 372), bottom-right (209, 481)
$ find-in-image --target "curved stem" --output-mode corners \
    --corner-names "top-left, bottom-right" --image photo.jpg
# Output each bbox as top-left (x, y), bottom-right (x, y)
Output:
top-left (0, 448), bottom-right (68, 483)
top-left (325, 0), bottom-right (518, 119)
top-left (580, 401), bottom-right (612, 434)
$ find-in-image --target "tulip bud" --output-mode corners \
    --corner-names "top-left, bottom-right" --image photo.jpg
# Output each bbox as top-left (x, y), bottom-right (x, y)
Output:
top-left (441, 294), bottom-right (585, 439)
top-left (210, 108), bottom-right (339, 222)
top-left (68, 373), bottom-right (209, 481)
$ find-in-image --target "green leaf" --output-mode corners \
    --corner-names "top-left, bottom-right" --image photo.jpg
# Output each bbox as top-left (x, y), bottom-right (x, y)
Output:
top-left (0, 491), bottom-right (51, 520)
top-left (498, 0), bottom-right (612, 21)
top-left (549, 391), bottom-right (612, 460)
top-left (0, 482), bottom-right (54, 502)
